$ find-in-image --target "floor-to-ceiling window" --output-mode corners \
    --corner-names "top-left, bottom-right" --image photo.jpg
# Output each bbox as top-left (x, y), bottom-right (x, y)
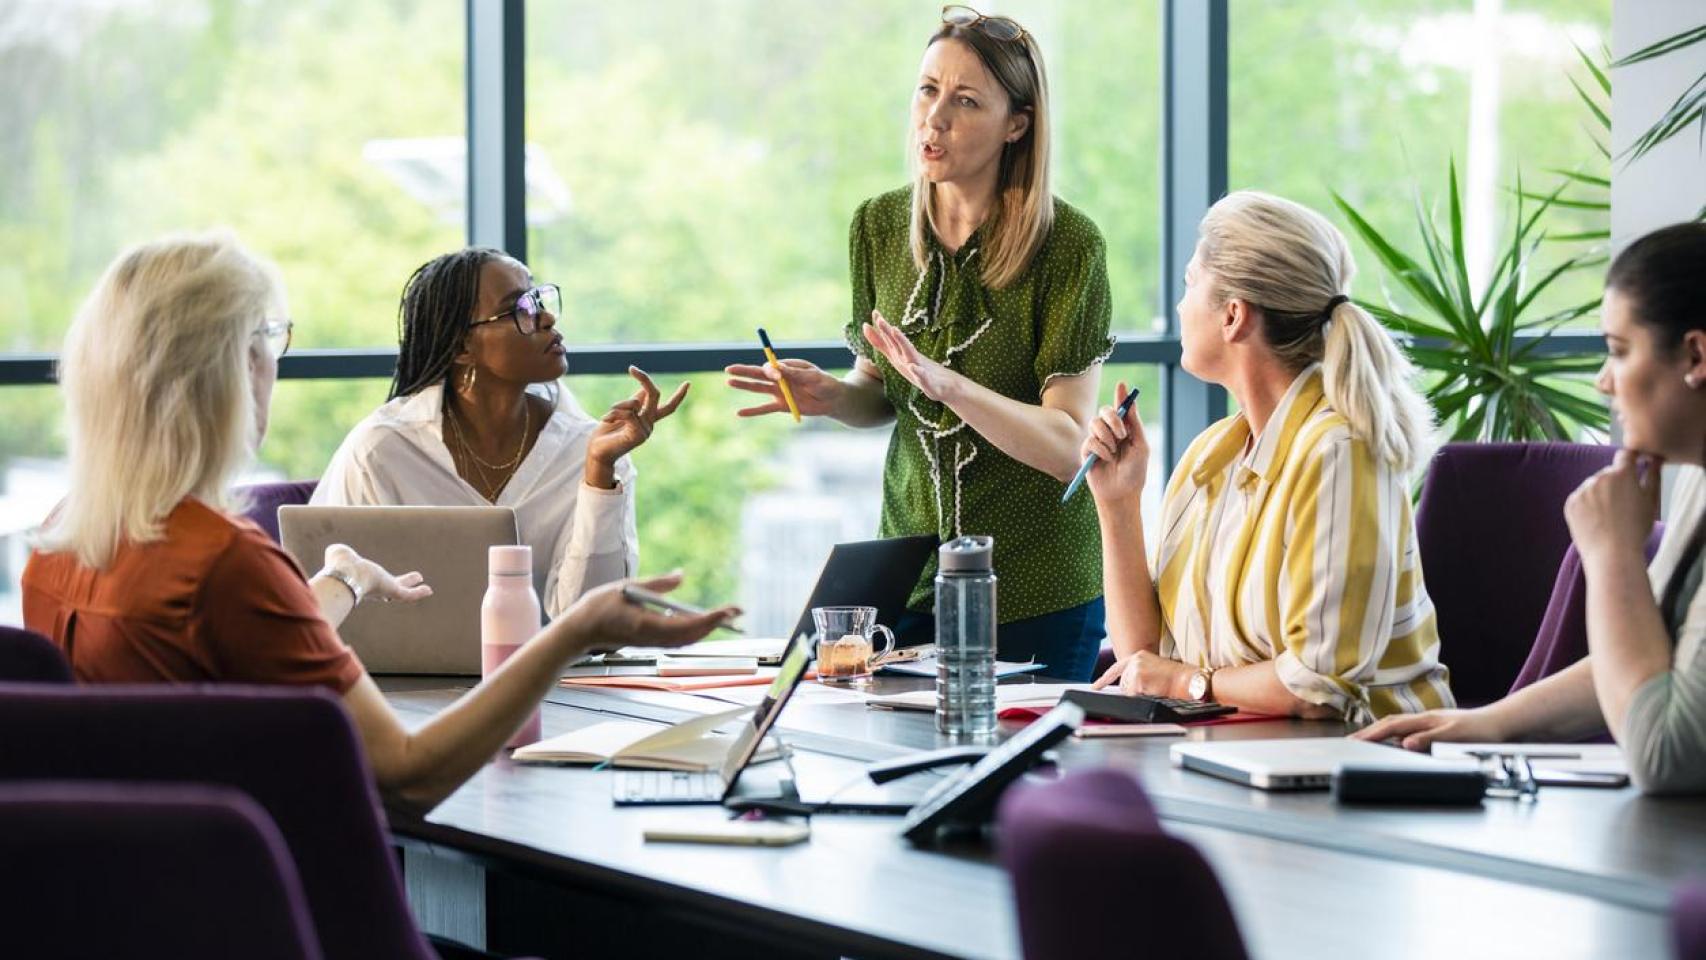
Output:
top-left (0, 1), bottom-right (1610, 629)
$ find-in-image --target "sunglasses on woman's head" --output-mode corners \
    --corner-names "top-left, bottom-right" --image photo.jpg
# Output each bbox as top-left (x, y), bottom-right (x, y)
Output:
top-left (942, 4), bottom-right (1028, 43)
top-left (471, 283), bottom-right (562, 336)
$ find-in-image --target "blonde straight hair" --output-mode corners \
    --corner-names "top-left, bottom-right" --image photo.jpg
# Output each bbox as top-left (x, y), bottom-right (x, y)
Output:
top-left (1197, 191), bottom-right (1435, 474)
top-left (908, 21), bottom-right (1052, 290)
top-left (36, 231), bottom-right (284, 568)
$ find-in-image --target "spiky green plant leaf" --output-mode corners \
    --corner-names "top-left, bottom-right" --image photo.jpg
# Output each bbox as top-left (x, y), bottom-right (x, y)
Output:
top-left (1338, 163), bottom-right (1609, 445)
top-left (1612, 25), bottom-right (1706, 164)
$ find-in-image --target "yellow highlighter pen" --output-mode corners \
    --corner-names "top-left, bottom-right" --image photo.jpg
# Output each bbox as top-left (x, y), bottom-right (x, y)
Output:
top-left (756, 328), bottom-right (801, 423)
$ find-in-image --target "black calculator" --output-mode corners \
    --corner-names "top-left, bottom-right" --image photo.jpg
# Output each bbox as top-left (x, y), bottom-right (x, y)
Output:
top-left (1062, 689), bottom-right (1237, 724)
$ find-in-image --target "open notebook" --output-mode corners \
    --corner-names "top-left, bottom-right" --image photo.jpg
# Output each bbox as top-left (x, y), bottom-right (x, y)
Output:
top-left (512, 706), bottom-right (780, 772)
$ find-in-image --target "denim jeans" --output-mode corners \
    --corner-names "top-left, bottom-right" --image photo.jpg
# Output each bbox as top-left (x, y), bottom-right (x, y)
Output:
top-left (895, 596), bottom-right (1107, 683)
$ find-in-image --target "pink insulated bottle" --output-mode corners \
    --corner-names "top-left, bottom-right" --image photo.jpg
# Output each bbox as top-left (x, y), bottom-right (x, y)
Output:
top-left (482, 544), bottom-right (543, 748)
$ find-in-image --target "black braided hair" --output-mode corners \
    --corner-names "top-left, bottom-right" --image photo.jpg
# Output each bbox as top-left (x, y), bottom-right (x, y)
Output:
top-left (389, 246), bottom-right (509, 401)
top-left (1606, 223), bottom-right (1706, 637)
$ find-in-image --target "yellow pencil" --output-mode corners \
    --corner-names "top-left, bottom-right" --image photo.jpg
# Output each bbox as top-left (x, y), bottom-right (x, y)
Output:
top-left (756, 328), bottom-right (801, 423)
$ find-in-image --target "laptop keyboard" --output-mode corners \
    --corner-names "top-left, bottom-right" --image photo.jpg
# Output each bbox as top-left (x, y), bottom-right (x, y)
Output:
top-left (613, 769), bottom-right (725, 805)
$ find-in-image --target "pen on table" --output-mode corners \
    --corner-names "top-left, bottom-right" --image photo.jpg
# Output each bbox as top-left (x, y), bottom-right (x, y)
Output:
top-left (1061, 387), bottom-right (1140, 504)
top-left (621, 584), bottom-right (747, 635)
top-left (872, 646), bottom-right (926, 667)
top-left (756, 327), bottom-right (801, 423)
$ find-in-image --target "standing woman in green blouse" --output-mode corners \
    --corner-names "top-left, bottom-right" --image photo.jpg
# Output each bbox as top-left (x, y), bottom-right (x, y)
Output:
top-left (726, 6), bottom-right (1114, 680)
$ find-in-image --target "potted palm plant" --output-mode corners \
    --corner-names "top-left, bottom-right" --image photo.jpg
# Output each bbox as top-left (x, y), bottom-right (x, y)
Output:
top-left (1336, 21), bottom-right (1704, 444)
top-left (1334, 165), bottom-right (1608, 442)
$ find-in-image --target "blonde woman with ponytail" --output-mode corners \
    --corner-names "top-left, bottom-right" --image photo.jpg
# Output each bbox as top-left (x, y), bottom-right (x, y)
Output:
top-left (1083, 191), bottom-right (1453, 722)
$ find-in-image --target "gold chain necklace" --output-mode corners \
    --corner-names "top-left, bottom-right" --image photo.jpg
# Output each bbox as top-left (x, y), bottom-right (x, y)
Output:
top-left (452, 431), bottom-right (513, 503)
top-left (444, 401), bottom-right (532, 501)
top-left (446, 401), bottom-right (531, 471)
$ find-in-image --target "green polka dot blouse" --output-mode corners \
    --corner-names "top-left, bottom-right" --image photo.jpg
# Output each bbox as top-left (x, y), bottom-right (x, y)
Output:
top-left (845, 187), bottom-right (1115, 623)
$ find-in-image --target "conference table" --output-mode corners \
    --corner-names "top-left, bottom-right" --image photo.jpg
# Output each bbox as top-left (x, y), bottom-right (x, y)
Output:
top-left (382, 672), bottom-right (1700, 960)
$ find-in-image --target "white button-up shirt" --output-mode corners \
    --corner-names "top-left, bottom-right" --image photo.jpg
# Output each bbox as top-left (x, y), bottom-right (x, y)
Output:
top-left (310, 382), bottom-right (637, 619)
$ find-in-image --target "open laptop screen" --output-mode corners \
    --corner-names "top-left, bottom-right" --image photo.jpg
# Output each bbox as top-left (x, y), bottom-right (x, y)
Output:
top-left (786, 535), bottom-right (937, 642)
top-left (718, 635), bottom-right (814, 789)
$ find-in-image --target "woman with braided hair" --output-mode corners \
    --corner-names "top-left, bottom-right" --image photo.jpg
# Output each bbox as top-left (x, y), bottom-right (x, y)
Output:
top-left (314, 248), bottom-right (687, 619)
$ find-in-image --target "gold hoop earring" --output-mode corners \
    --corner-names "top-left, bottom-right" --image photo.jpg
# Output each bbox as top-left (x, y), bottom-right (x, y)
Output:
top-left (463, 365), bottom-right (477, 392)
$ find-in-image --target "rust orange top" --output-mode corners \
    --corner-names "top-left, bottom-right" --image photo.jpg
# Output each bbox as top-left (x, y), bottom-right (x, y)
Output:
top-left (23, 498), bottom-right (363, 694)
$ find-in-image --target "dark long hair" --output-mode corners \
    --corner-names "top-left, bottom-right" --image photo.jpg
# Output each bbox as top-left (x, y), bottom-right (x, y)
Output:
top-left (1607, 222), bottom-right (1706, 631)
top-left (388, 247), bottom-right (507, 400)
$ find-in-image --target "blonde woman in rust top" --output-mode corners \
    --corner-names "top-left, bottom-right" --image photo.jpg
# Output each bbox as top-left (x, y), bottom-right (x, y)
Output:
top-left (23, 231), bottom-right (737, 813)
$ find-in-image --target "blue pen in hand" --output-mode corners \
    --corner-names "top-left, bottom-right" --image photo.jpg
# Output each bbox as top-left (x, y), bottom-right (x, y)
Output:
top-left (1061, 387), bottom-right (1140, 504)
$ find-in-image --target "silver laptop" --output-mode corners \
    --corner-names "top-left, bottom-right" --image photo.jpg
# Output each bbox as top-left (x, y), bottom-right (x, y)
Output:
top-left (1170, 738), bottom-right (1465, 791)
top-left (279, 505), bottom-right (520, 675)
top-left (612, 634), bottom-right (814, 806)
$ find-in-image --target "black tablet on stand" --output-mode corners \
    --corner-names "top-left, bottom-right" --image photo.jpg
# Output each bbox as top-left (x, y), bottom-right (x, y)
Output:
top-left (900, 701), bottom-right (1085, 846)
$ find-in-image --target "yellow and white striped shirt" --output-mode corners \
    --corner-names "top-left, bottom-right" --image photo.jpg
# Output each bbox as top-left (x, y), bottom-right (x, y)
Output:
top-left (1153, 365), bottom-right (1454, 722)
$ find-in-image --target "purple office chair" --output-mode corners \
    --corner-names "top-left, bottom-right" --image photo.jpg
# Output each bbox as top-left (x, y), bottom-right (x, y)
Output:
top-left (235, 479), bottom-right (319, 543)
top-left (0, 684), bottom-right (436, 960)
top-left (0, 780), bottom-right (322, 960)
top-left (1678, 876), bottom-right (1706, 960)
top-left (0, 625), bottom-right (71, 683)
top-left (1415, 442), bottom-right (1617, 706)
top-left (1509, 525), bottom-right (1664, 696)
top-left (998, 767), bottom-right (1249, 960)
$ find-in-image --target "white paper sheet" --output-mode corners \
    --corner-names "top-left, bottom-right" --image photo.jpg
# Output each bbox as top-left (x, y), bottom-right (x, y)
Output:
top-left (1430, 742), bottom-right (1628, 776)
top-left (865, 683), bottom-right (1094, 713)
top-left (698, 681), bottom-right (876, 708)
